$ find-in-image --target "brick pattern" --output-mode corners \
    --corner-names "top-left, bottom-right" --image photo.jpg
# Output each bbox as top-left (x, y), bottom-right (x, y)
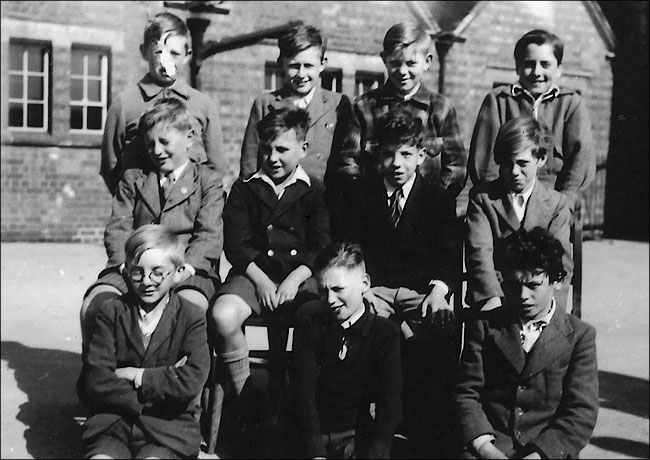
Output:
top-left (1, 1), bottom-right (612, 241)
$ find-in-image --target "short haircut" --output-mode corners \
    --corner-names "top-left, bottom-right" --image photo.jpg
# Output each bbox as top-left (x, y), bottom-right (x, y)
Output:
top-left (278, 24), bottom-right (326, 61)
top-left (138, 98), bottom-right (195, 138)
top-left (376, 106), bottom-right (424, 148)
top-left (502, 227), bottom-right (567, 283)
top-left (256, 107), bottom-right (310, 144)
top-left (494, 116), bottom-right (552, 164)
top-left (382, 22), bottom-right (432, 56)
top-left (514, 29), bottom-right (564, 66)
top-left (143, 11), bottom-right (191, 53)
top-left (313, 241), bottom-right (366, 276)
top-left (124, 224), bottom-right (185, 267)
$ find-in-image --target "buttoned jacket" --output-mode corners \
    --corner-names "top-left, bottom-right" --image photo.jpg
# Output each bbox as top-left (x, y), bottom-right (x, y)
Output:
top-left (453, 307), bottom-right (598, 459)
top-left (223, 174), bottom-right (331, 284)
top-left (104, 160), bottom-right (224, 278)
top-left (465, 178), bottom-right (572, 306)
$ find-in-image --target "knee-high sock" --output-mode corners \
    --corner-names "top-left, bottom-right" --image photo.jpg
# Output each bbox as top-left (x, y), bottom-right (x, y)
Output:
top-left (221, 346), bottom-right (250, 396)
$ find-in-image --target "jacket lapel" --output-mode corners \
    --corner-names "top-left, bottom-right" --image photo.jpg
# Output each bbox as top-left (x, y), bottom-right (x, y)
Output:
top-left (492, 319), bottom-right (526, 374)
top-left (306, 87), bottom-right (333, 128)
top-left (136, 172), bottom-right (163, 218)
top-left (491, 179), bottom-right (521, 232)
top-left (522, 307), bottom-right (573, 378)
top-left (143, 294), bottom-right (180, 362)
top-left (269, 180), bottom-right (310, 221)
top-left (162, 163), bottom-right (200, 212)
top-left (120, 295), bottom-right (146, 359)
top-left (522, 181), bottom-right (552, 230)
top-left (396, 174), bottom-right (424, 230)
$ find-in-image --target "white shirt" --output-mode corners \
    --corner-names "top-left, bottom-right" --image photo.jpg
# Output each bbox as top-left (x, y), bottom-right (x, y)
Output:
top-left (341, 304), bottom-right (365, 330)
top-left (509, 178), bottom-right (535, 223)
top-left (519, 298), bottom-right (556, 353)
top-left (246, 164), bottom-right (311, 200)
top-left (398, 82), bottom-right (422, 101)
top-left (512, 83), bottom-right (560, 120)
top-left (159, 159), bottom-right (189, 187)
top-left (291, 87), bottom-right (316, 109)
top-left (133, 295), bottom-right (170, 388)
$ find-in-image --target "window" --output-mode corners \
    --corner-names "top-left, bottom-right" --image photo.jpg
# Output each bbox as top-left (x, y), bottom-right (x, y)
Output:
top-left (321, 68), bottom-right (342, 93)
top-left (264, 62), bottom-right (285, 91)
top-left (8, 40), bottom-right (51, 131)
top-left (70, 46), bottom-right (109, 132)
top-left (355, 71), bottom-right (384, 96)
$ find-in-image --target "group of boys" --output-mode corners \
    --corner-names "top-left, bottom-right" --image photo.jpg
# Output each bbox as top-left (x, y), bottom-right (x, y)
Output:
top-left (77, 12), bottom-right (598, 460)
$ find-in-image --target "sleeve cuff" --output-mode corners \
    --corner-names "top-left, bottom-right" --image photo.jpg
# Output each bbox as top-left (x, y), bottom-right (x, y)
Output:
top-left (134, 368), bottom-right (145, 389)
top-left (429, 279), bottom-right (450, 296)
top-left (471, 433), bottom-right (495, 452)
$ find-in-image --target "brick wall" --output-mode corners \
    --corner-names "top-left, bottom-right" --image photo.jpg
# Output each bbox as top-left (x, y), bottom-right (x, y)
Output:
top-left (1, 1), bottom-right (613, 242)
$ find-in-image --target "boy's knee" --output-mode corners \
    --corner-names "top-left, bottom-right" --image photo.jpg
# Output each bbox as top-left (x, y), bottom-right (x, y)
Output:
top-left (209, 295), bottom-right (248, 334)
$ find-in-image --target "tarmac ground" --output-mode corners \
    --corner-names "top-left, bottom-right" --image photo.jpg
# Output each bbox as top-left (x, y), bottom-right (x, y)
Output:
top-left (1, 239), bottom-right (649, 459)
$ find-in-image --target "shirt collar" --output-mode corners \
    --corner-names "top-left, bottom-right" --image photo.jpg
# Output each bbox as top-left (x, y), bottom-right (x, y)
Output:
top-left (138, 294), bottom-right (170, 322)
top-left (138, 73), bottom-right (190, 100)
top-left (341, 303), bottom-right (366, 330)
top-left (511, 83), bottom-right (560, 102)
top-left (290, 86), bottom-right (317, 108)
top-left (384, 172), bottom-right (416, 201)
top-left (520, 297), bottom-right (556, 328)
top-left (245, 164), bottom-right (311, 197)
top-left (159, 159), bottom-right (189, 185)
top-left (509, 177), bottom-right (535, 204)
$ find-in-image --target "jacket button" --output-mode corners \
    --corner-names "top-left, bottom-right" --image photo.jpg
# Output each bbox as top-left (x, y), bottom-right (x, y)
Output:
top-left (515, 407), bottom-right (524, 416)
top-left (267, 249), bottom-right (274, 257)
top-left (290, 249), bottom-right (298, 256)
top-left (316, 154), bottom-right (322, 159)
top-left (267, 224), bottom-right (273, 231)
top-left (514, 430), bottom-right (521, 438)
top-left (518, 385), bottom-right (526, 391)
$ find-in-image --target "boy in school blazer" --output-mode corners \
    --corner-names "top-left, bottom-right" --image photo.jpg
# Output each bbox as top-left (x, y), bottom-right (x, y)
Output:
top-left (466, 117), bottom-right (572, 312)
top-left (453, 228), bottom-right (598, 459)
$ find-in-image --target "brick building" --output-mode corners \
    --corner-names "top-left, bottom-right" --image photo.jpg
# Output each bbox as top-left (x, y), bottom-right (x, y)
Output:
top-left (0, 1), bottom-right (614, 242)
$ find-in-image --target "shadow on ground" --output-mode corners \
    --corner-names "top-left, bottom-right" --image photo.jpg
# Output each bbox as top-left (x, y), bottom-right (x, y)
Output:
top-left (599, 370), bottom-right (649, 419)
top-left (1, 341), bottom-right (85, 459)
top-left (589, 437), bottom-right (650, 459)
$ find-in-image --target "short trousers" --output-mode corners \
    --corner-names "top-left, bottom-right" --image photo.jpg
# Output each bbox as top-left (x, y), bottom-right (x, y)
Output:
top-left (83, 418), bottom-right (184, 459)
top-left (320, 429), bottom-right (356, 459)
top-left (86, 266), bottom-right (219, 301)
top-left (215, 272), bottom-right (318, 315)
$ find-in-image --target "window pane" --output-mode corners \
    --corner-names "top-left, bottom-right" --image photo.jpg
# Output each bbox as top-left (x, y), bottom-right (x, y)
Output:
top-left (27, 103), bottom-right (44, 128)
top-left (87, 106), bottom-right (103, 130)
top-left (9, 103), bottom-right (24, 127)
top-left (71, 49), bottom-right (84, 75)
top-left (10, 75), bottom-right (24, 98)
top-left (70, 106), bottom-right (83, 129)
top-left (88, 80), bottom-right (101, 102)
top-left (71, 78), bottom-right (84, 100)
top-left (27, 46), bottom-right (44, 72)
top-left (10, 46), bottom-right (24, 70)
top-left (87, 54), bottom-right (103, 76)
top-left (27, 76), bottom-right (44, 100)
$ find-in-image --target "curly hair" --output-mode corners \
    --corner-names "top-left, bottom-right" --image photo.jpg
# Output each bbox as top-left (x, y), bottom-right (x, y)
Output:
top-left (376, 106), bottom-right (424, 148)
top-left (502, 227), bottom-right (567, 283)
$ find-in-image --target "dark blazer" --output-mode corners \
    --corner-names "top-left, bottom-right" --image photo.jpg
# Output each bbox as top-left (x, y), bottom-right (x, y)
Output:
top-left (77, 292), bottom-right (211, 457)
top-left (339, 173), bottom-right (459, 293)
top-left (453, 307), bottom-right (598, 459)
top-left (465, 178), bottom-right (573, 306)
top-left (224, 172), bottom-right (331, 284)
top-left (354, 82), bottom-right (467, 198)
top-left (104, 160), bottom-right (224, 278)
top-left (240, 85), bottom-right (361, 183)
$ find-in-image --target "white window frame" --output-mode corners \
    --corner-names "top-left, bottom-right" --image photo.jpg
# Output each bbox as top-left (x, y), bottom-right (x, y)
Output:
top-left (322, 67), bottom-right (343, 93)
top-left (264, 61), bottom-right (284, 92)
top-left (69, 47), bottom-right (109, 133)
top-left (8, 41), bottom-right (50, 132)
top-left (355, 71), bottom-right (384, 96)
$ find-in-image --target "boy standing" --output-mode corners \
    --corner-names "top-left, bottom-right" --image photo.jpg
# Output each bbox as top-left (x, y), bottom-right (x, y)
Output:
top-left (469, 29), bottom-right (594, 212)
top-left (240, 24), bottom-right (360, 185)
top-left (290, 241), bottom-right (402, 459)
top-left (465, 116), bottom-right (572, 312)
top-left (210, 107), bottom-right (330, 412)
top-left (338, 106), bottom-right (460, 455)
top-left (101, 11), bottom-right (225, 195)
top-left (81, 98), bottom-right (224, 352)
top-left (453, 228), bottom-right (598, 459)
top-left (77, 224), bottom-right (211, 459)
top-left (355, 22), bottom-right (467, 199)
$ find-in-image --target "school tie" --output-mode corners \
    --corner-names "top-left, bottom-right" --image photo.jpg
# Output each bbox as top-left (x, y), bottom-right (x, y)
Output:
top-left (160, 171), bottom-right (175, 201)
top-left (513, 193), bottom-right (525, 222)
top-left (388, 187), bottom-right (403, 228)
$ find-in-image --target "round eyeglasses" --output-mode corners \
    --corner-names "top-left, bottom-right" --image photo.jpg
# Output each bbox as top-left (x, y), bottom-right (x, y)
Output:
top-left (127, 267), bottom-right (172, 285)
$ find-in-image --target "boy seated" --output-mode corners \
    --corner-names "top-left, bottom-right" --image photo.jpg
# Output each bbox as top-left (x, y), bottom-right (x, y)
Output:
top-left (101, 11), bottom-right (225, 195)
top-left (77, 224), bottom-right (211, 459)
top-left (354, 22), bottom-right (467, 199)
top-left (338, 106), bottom-right (460, 455)
top-left (81, 98), bottom-right (224, 354)
top-left (290, 241), bottom-right (402, 459)
top-left (453, 228), bottom-right (598, 459)
top-left (465, 116), bottom-right (573, 312)
top-left (209, 107), bottom-right (331, 419)
top-left (469, 29), bottom-right (594, 212)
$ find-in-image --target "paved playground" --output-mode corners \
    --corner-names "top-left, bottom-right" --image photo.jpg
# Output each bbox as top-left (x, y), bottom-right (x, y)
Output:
top-left (1, 239), bottom-right (648, 459)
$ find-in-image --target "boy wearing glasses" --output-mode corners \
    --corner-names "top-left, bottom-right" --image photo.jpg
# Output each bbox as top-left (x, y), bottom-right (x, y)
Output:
top-left (78, 224), bottom-right (211, 459)
top-left (81, 98), bottom-right (225, 356)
